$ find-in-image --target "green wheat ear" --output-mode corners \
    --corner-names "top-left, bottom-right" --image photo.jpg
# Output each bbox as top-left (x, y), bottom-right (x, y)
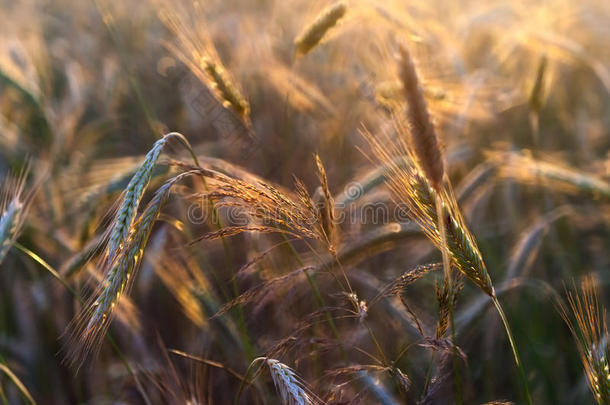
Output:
top-left (0, 167), bottom-right (30, 265)
top-left (68, 169), bottom-right (203, 366)
top-left (0, 198), bottom-right (23, 264)
top-left (106, 132), bottom-right (197, 263)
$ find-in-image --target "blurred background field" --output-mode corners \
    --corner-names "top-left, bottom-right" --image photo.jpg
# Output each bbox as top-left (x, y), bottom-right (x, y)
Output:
top-left (0, 0), bottom-right (609, 404)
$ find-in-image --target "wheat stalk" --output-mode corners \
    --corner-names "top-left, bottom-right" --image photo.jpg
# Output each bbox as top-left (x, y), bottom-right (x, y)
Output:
top-left (294, 2), bottom-right (347, 56)
top-left (394, 44), bottom-right (467, 398)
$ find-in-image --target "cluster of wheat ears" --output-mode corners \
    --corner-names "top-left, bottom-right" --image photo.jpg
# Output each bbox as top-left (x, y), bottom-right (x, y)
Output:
top-left (1, 0), bottom-right (610, 404)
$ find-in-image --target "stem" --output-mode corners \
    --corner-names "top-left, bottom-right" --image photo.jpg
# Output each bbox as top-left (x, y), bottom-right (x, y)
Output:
top-left (449, 305), bottom-right (462, 405)
top-left (435, 194), bottom-right (462, 404)
top-left (173, 136), bottom-right (255, 360)
top-left (421, 352), bottom-right (436, 398)
top-left (14, 243), bottom-right (153, 405)
top-left (0, 384), bottom-right (9, 405)
top-left (435, 195), bottom-right (452, 293)
top-left (281, 234), bottom-right (342, 345)
top-left (492, 295), bottom-right (533, 405)
top-left (234, 357), bottom-right (265, 405)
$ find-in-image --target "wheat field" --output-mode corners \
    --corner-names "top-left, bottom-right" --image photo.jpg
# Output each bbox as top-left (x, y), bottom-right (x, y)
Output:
top-left (1, 0), bottom-right (610, 404)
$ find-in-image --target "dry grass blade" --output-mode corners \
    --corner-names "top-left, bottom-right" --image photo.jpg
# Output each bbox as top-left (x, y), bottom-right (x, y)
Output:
top-left (489, 150), bottom-right (610, 201)
top-left (506, 206), bottom-right (571, 280)
top-left (559, 275), bottom-right (610, 404)
top-left (294, 1), bottom-right (347, 56)
top-left (529, 55), bottom-right (548, 114)
top-left (154, 252), bottom-right (206, 328)
top-left (0, 363), bottom-right (36, 405)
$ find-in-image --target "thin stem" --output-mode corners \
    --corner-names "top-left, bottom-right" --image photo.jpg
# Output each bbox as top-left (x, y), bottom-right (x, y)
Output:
top-left (234, 357), bottom-right (265, 405)
top-left (173, 135), bottom-right (255, 360)
top-left (14, 243), bottom-right (153, 405)
top-left (449, 305), bottom-right (462, 405)
top-left (281, 234), bottom-right (342, 345)
top-left (0, 384), bottom-right (9, 405)
top-left (492, 295), bottom-right (533, 405)
top-left (421, 352), bottom-right (436, 398)
top-left (365, 323), bottom-right (388, 365)
top-left (435, 193), bottom-right (462, 404)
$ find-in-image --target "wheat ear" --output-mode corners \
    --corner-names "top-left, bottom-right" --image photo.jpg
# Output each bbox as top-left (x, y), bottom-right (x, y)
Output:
top-left (364, 130), bottom-right (532, 403)
top-left (0, 168), bottom-right (29, 264)
top-left (106, 132), bottom-right (195, 263)
top-left (159, 8), bottom-right (251, 127)
top-left (397, 43), bottom-right (444, 192)
top-left (559, 276), bottom-right (610, 404)
top-left (0, 198), bottom-right (23, 264)
top-left (395, 44), bottom-right (463, 396)
top-left (67, 169), bottom-right (201, 366)
top-left (236, 357), bottom-right (321, 405)
top-left (314, 154), bottom-right (336, 249)
top-left (294, 2), bottom-right (347, 56)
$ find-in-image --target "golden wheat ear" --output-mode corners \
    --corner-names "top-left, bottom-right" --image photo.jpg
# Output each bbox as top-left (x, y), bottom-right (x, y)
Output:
top-left (314, 154), bottom-right (337, 250)
top-left (158, 6), bottom-right (252, 132)
top-left (397, 42), bottom-right (444, 192)
top-left (294, 2), bottom-right (347, 56)
top-left (560, 276), bottom-right (610, 404)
